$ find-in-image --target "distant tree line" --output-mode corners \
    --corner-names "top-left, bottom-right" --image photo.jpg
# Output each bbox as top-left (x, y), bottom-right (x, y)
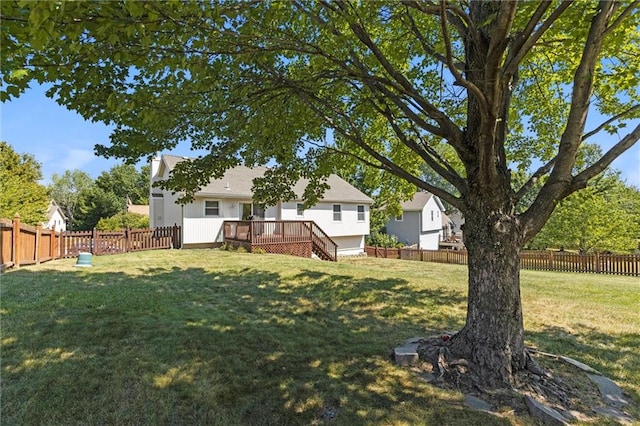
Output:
top-left (0, 142), bottom-right (149, 230)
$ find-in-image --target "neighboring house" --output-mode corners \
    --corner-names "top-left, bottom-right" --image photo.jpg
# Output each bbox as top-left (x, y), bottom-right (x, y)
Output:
top-left (43, 200), bottom-right (67, 232)
top-left (448, 210), bottom-right (465, 239)
top-left (126, 196), bottom-right (150, 217)
top-left (150, 154), bottom-right (373, 255)
top-left (384, 192), bottom-right (446, 250)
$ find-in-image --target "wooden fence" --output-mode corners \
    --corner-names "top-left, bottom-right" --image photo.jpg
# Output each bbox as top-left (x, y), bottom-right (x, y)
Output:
top-left (60, 226), bottom-right (181, 258)
top-left (1, 214), bottom-right (181, 270)
top-left (1, 215), bottom-right (60, 270)
top-left (364, 245), bottom-right (401, 259)
top-left (365, 246), bottom-right (640, 277)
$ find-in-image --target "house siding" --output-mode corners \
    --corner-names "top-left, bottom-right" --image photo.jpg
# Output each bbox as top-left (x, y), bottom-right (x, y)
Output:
top-left (150, 164), bottom-right (182, 229)
top-left (282, 201), bottom-right (369, 254)
top-left (332, 235), bottom-right (366, 256)
top-left (384, 193), bottom-right (445, 250)
top-left (45, 210), bottom-right (67, 231)
top-left (385, 211), bottom-right (421, 246)
top-left (293, 202), bottom-right (369, 237)
top-left (182, 197), bottom-right (282, 246)
top-left (419, 231), bottom-right (441, 250)
top-left (421, 197), bottom-right (442, 234)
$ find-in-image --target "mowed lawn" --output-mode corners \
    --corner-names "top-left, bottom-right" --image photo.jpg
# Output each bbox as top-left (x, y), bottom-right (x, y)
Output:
top-left (1, 250), bottom-right (638, 425)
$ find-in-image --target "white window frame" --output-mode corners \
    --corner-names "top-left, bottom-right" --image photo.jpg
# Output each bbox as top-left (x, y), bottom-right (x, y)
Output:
top-left (204, 200), bottom-right (220, 217)
top-left (357, 205), bottom-right (365, 222)
top-left (333, 204), bottom-right (342, 222)
top-left (395, 212), bottom-right (403, 222)
top-left (296, 203), bottom-right (304, 217)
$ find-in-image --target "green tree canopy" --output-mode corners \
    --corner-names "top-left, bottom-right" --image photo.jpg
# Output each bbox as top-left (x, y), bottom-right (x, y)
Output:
top-left (49, 169), bottom-right (94, 229)
top-left (2, 1), bottom-right (639, 388)
top-left (531, 176), bottom-right (640, 253)
top-left (71, 164), bottom-right (149, 230)
top-left (0, 141), bottom-right (49, 225)
top-left (95, 164), bottom-right (150, 205)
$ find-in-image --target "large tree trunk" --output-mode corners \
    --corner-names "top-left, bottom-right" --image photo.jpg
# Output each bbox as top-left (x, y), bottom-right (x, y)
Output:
top-left (449, 206), bottom-right (527, 387)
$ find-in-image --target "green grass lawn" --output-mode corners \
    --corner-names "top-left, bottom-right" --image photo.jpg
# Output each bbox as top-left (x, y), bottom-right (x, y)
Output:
top-left (1, 250), bottom-right (638, 425)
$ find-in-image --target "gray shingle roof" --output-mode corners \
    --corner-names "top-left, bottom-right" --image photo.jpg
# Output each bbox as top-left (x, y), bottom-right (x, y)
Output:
top-left (400, 192), bottom-right (434, 211)
top-left (158, 155), bottom-right (373, 203)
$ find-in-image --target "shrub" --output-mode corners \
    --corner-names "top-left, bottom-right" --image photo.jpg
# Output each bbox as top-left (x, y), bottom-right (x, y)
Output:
top-left (96, 212), bottom-right (149, 231)
top-left (366, 231), bottom-right (403, 248)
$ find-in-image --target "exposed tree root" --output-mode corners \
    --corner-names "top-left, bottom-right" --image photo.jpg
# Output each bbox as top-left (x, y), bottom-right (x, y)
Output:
top-left (412, 334), bottom-right (635, 422)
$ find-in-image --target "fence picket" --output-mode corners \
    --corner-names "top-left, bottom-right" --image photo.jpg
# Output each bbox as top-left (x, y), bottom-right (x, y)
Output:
top-left (366, 246), bottom-right (639, 277)
top-left (1, 215), bottom-right (182, 270)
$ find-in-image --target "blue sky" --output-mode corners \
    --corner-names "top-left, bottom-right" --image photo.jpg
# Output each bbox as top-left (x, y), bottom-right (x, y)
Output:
top-left (1, 84), bottom-right (639, 187)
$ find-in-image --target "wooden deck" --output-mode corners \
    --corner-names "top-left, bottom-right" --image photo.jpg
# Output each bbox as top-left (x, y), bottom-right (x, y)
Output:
top-left (223, 220), bottom-right (337, 261)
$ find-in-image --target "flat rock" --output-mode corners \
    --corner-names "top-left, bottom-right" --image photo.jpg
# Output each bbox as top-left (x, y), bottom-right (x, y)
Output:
top-left (524, 395), bottom-right (570, 425)
top-left (587, 374), bottom-right (630, 408)
top-left (593, 406), bottom-right (635, 425)
top-left (559, 356), bottom-right (600, 374)
top-left (394, 343), bottom-right (419, 366)
top-left (464, 395), bottom-right (493, 412)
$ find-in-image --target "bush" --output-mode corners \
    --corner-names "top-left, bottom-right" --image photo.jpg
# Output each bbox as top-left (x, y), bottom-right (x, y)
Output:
top-left (366, 231), bottom-right (403, 248)
top-left (96, 212), bottom-right (149, 231)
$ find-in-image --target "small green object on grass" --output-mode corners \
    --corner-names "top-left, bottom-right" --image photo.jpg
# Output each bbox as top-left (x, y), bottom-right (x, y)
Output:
top-left (75, 252), bottom-right (92, 267)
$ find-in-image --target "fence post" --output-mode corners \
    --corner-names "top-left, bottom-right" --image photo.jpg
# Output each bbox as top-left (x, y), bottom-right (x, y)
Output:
top-left (35, 224), bottom-right (42, 264)
top-left (595, 252), bottom-right (600, 273)
top-left (50, 225), bottom-right (57, 259)
top-left (125, 228), bottom-right (131, 253)
top-left (548, 251), bottom-right (553, 270)
top-left (172, 224), bottom-right (179, 249)
top-left (91, 228), bottom-right (97, 255)
top-left (12, 213), bottom-right (20, 267)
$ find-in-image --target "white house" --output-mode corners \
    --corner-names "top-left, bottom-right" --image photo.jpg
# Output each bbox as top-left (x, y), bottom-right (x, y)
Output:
top-left (43, 200), bottom-right (67, 232)
top-left (384, 192), bottom-right (446, 250)
top-left (150, 155), bottom-right (373, 255)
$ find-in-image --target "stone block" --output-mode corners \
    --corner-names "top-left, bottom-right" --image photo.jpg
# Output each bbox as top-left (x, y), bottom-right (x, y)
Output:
top-left (593, 406), bottom-right (635, 425)
top-left (524, 395), bottom-right (570, 425)
top-left (559, 356), bottom-right (600, 374)
top-left (464, 395), bottom-right (493, 412)
top-left (394, 343), bottom-right (419, 366)
top-left (587, 374), bottom-right (630, 408)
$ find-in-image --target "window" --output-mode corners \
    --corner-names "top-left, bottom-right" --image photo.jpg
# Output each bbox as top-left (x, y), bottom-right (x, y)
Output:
top-left (205, 200), bottom-right (220, 216)
top-left (241, 202), bottom-right (265, 220)
top-left (357, 205), bottom-right (365, 221)
top-left (395, 213), bottom-right (403, 221)
top-left (333, 204), bottom-right (342, 221)
top-left (431, 210), bottom-right (434, 221)
top-left (296, 203), bottom-right (304, 217)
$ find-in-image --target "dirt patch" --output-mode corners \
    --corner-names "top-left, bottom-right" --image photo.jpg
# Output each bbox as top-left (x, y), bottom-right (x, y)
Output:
top-left (410, 335), bottom-right (636, 423)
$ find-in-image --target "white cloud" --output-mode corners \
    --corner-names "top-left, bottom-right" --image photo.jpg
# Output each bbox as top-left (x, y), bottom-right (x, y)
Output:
top-left (57, 148), bottom-right (95, 171)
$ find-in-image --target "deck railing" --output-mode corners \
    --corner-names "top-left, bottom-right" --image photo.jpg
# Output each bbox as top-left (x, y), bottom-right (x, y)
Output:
top-left (223, 220), bottom-right (337, 261)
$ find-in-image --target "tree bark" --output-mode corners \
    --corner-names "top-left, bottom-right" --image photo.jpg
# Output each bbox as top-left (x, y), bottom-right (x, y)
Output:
top-left (449, 205), bottom-right (527, 387)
